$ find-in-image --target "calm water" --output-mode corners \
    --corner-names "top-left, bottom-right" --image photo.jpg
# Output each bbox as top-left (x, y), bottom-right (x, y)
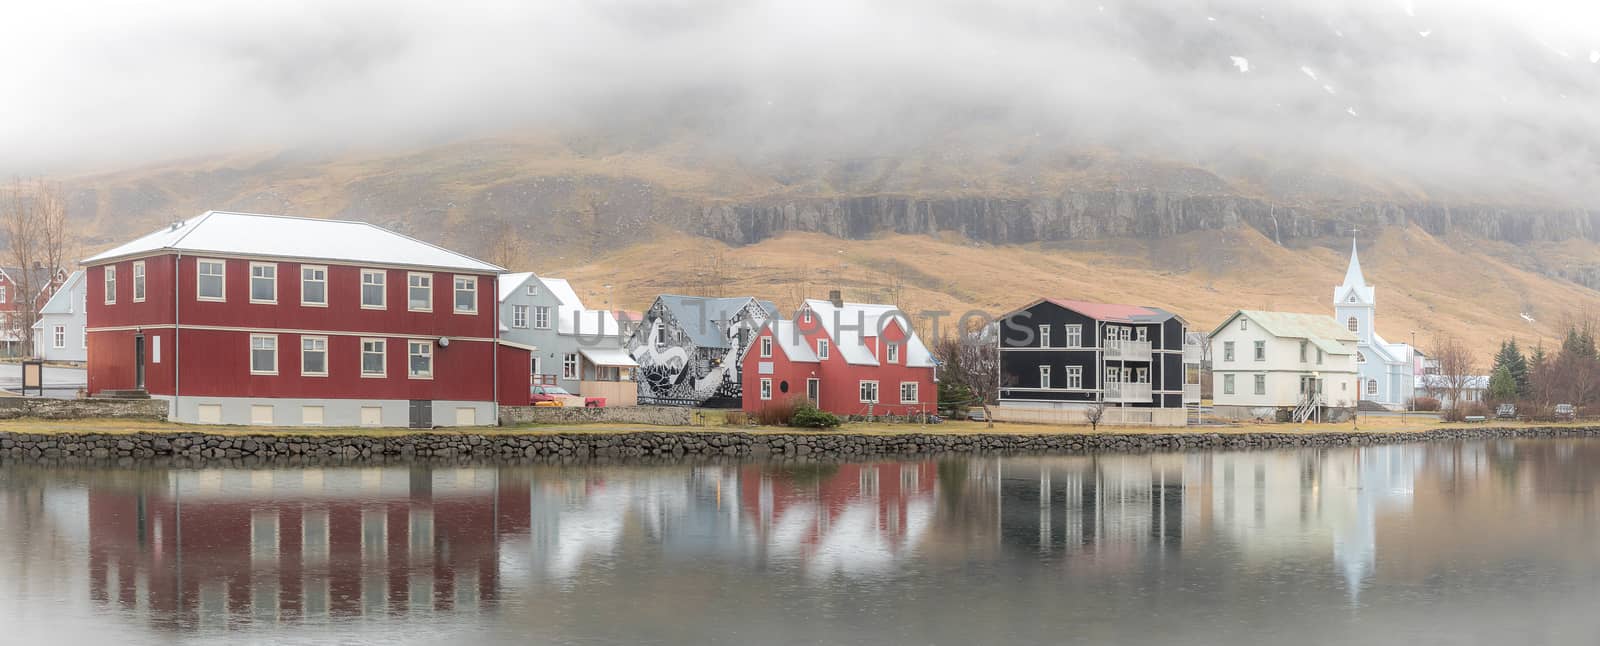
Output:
top-left (4, 441), bottom-right (1600, 645)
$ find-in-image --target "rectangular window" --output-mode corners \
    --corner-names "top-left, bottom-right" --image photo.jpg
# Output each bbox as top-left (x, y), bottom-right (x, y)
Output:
top-left (859, 380), bottom-right (879, 403)
top-left (82, 328), bottom-right (87, 349)
top-left (1137, 327), bottom-right (1148, 342)
top-left (900, 382), bottom-right (919, 404)
top-left (1254, 340), bottom-right (1266, 361)
top-left (760, 378), bottom-right (772, 400)
top-left (361, 339), bottom-right (386, 377)
top-left (360, 269), bottom-right (386, 309)
top-left (1066, 366), bottom-right (1083, 389)
top-left (526, 283), bottom-right (538, 296)
top-left (408, 273), bottom-right (433, 312)
top-left (1064, 325), bottom-right (1082, 348)
top-left (197, 259), bottom-right (225, 301)
top-left (887, 343), bottom-right (899, 364)
top-left (563, 353), bottom-right (579, 380)
top-left (250, 334), bottom-right (278, 375)
top-left (1254, 374), bottom-right (1266, 395)
top-left (818, 339), bottom-right (830, 360)
top-left (408, 340), bottom-right (433, 379)
top-left (301, 336), bottom-right (328, 377)
top-left (1039, 365), bottom-right (1051, 389)
top-left (453, 276), bottom-right (478, 314)
top-left (1317, 349), bottom-right (1324, 365)
top-left (760, 336), bottom-right (772, 358)
top-left (52, 325), bottom-right (64, 349)
top-left (511, 305), bottom-right (529, 329)
top-left (1136, 367), bottom-right (1149, 383)
top-left (1223, 341), bottom-right (1234, 362)
top-left (132, 261), bottom-right (146, 302)
top-left (104, 266), bottom-right (116, 304)
top-left (243, 264), bottom-right (274, 306)
top-left (1299, 341), bottom-right (1308, 363)
top-left (301, 265), bottom-right (327, 306)
top-left (1038, 325), bottom-right (1051, 348)
top-left (534, 305), bottom-right (552, 329)
top-left (0, 285), bottom-right (6, 303)
top-left (1224, 374), bottom-right (1236, 395)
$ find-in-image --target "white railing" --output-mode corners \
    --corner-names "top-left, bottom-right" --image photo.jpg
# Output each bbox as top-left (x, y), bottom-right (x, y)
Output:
top-left (1184, 384), bottom-right (1201, 402)
top-left (1104, 382), bottom-right (1153, 402)
top-left (1104, 339), bottom-right (1153, 362)
top-left (1183, 342), bottom-right (1203, 364)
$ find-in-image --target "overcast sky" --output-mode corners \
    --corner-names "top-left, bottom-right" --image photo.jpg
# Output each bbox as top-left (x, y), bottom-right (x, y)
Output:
top-left (4, 0), bottom-right (1599, 199)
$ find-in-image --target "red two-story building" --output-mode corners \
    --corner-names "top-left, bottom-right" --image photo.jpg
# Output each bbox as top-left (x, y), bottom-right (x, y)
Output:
top-left (84, 211), bottom-right (530, 427)
top-left (741, 294), bottom-right (937, 418)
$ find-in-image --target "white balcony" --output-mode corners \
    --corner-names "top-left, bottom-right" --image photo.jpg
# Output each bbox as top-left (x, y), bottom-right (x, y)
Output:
top-left (1184, 383), bottom-right (1201, 403)
top-left (1104, 339), bottom-right (1152, 362)
top-left (1104, 382), bottom-right (1153, 403)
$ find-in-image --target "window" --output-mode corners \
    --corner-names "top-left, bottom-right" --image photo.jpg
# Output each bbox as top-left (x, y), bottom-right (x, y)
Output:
top-left (1223, 341), bottom-right (1234, 362)
top-left (0, 285), bottom-right (6, 303)
top-left (361, 270), bottom-right (386, 309)
top-left (1254, 374), bottom-right (1266, 395)
top-left (82, 328), bottom-right (87, 349)
top-left (361, 339), bottom-right (386, 377)
top-left (1066, 366), bottom-right (1083, 389)
top-left (104, 266), bottom-right (116, 304)
top-left (1300, 341), bottom-right (1308, 363)
top-left (511, 305), bottom-right (529, 328)
top-left (52, 326), bottom-right (64, 349)
top-left (1347, 316), bottom-right (1359, 333)
top-left (803, 309), bottom-right (813, 324)
top-left (1064, 324), bottom-right (1082, 348)
top-left (1317, 349), bottom-right (1324, 365)
top-left (408, 273), bottom-right (433, 311)
top-left (534, 305), bottom-right (552, 329)
top-left (818, 339), bottom-right (830, 360)
top-left (408, 341), bottom-right (433, 379)
top-left (1038, 325), bottom-right (1051, 348)
top-left (250, 334), bottom-right (278, 375)
top-left (1137, 327), bottom-right (1148, 342)
top-left (760, 336), bottom-right (772, 358)
top-left (760, 378), bottom-right (772, 400)
top-left (1224, 374), bottom-right (1236, 395)
top-left (1039, 365), bottom-right (1052, 389)
top-left (887, 343), bottom-right (899, 364)
top-left (1357, 352), bottom-right (1366, 364)
top-left (1366, 379), bottom-right (1378, 396)
top-left (248, 263), bottom-right (277, 303)
top-left (301, 336), bottom-right (328, 376)
top-left (132, 261), bottom-right (146, 302)
top-left (563, 353), bottom-right (579, 380)
top-left (1240, 318), bottom-right (1249, 331)
top-left (453, 276), bottom-right (478, 314)
top-left (859, 380), bottom-right (879, 403)
top-left (197, 259), bottom-right (225, 301)
top-left (1136, 367), bottom-right (1149, 383)
top-left (900, 382), bottom-right (919, 403)
top-left (526, 283), bottom-right (538, 296)
top-left (1253, 340), bottom-right (1266, 361)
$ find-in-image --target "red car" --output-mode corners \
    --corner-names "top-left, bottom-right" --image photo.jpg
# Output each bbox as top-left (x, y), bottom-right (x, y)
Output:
top-left (530, 385), bottom-right (605, 407)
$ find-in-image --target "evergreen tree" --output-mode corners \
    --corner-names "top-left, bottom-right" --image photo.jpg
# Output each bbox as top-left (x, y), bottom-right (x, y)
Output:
top-left (1504, 339), bottom-right (1530, 397)
top-left (1488, 365), bottom-right (1518, 403)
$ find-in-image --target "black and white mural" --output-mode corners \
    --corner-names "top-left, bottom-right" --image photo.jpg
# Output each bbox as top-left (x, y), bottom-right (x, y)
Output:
top-left (628, 296), bottom-right (776, 407)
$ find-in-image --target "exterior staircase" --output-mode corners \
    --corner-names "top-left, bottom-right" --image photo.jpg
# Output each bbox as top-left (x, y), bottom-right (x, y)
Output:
top-left (1291, 393), bottom-right (1323, 424)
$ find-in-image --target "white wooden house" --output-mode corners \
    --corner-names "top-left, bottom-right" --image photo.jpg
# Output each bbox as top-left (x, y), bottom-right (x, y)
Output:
top-left (1209, 310), bottom-right (1360, 422)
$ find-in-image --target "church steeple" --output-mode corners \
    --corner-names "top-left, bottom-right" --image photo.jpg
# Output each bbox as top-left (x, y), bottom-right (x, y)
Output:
top-left (1333, 236), bottom-right (1375, 306)
top-left (1342, 237), bottom-right (1366, 290)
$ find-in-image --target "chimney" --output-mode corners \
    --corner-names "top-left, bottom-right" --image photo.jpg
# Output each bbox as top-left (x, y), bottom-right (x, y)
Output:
top-left (828, 289), bottom-right (843, 308)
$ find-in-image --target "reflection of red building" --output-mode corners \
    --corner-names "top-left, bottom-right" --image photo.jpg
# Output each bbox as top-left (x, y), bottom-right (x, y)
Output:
top-left (85, 467), bottom-right (530, 630)
top-left (737, 461), bottom-right (938, 557)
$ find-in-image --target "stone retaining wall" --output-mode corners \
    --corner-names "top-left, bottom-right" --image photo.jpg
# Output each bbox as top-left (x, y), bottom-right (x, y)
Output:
top-left (499, 405), bottom-right (691, 426)
top-left (0, 398), bottom-right (167, 420)
top-left (4, 425), bottom-right (1600, 464)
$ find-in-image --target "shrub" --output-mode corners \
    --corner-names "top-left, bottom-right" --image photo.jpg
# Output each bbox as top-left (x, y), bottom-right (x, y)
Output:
top-left (1444, 401), bottom-right (1492, 422)
top-left (1408, 397), bottom-right (1441, 412)
top-left (790, 401), bottom-right (842, 428)
top-left (722, 411), bottom-right (749, 426)
top-left (754, 398), bottom-right (799, 427)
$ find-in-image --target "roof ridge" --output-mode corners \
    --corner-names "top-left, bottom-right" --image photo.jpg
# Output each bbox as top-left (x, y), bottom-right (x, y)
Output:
top-left (351, 218), bottom-right (505, 273)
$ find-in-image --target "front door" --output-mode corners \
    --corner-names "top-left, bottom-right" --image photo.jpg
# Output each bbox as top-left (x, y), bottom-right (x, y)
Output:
top-left (409, 400), bottom-right (432, 429)
top-left (1300, 376), bottom-right (1319, 397)
top-left (806, 378), bottom-right (820, 406)
top-left (133, 334), bottom-right (146, 391)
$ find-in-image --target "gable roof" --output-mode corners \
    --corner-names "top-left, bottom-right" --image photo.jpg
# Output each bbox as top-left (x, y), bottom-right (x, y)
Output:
top-left (748, 320), bottom-right (820, 363)
top-left (1211, 310), bottom-right (1358, 355)
top-left (82, 211), bottom-right (503, 273)
top-left (498, 272), bottom-right (536, 302)
top-left (37, 271), bottom-right (84, 316)
top-left (655, 295), bottom-right (779, 349)
top-left (1032, 298), bottom-right (1183, 325)
top-left (801, 298), bottom-right (936, 367)
top-left (1334, 238), bottom-right (1376, 304)
top-left (0, 265), bottom-right (64, 296)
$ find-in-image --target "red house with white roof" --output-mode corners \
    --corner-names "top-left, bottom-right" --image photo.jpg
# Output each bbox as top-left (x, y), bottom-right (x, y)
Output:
top-left (83, 211), bottom-right (530, 427)
top-left (741, 293), bottom-right (937, 418)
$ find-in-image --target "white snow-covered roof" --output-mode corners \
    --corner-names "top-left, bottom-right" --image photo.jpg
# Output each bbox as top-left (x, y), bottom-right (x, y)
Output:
top-left (37, 270), bottom-right (83, 315)
top-left (498, 272), bottom-right (536, 302)
top-left (766, 320), bottom-right (820, 363)
top-left (579, 347), bottom-right (639, 367)
top-left (801, 299), bottom-right (935, 367)
top-left (82, 211), bottom-right (503, 273)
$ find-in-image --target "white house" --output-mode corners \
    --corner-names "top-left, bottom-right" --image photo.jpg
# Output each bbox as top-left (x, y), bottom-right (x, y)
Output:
top-left (498, 272), bottom-right (638, 406)
top-left (1209, 309), bottom-right (1360, 422)
top-left (31, 270), bottom-right (86, 362)
top-left (1334, 240), bottom-right (1420, 410)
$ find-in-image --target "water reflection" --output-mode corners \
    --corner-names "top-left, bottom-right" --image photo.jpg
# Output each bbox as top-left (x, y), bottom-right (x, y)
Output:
top-left (4, 439), bottom-right (1600, 644)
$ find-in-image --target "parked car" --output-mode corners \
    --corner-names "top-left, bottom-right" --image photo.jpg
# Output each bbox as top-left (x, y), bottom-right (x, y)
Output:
top-left (1495, 403), bottom-right (1517, 419)
top-left (1555, 403), bottom-right (1577, 420)
top-left (967, 408), bottom-right (988, 422)
top-left (530, 385), bottom-right (605, 407)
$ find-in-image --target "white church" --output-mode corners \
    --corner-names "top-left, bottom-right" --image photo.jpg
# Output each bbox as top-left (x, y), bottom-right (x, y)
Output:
top-left (1333, 239), bottom-right (1421, 411)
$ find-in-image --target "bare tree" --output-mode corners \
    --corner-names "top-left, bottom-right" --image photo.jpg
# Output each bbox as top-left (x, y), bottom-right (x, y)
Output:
top-left (935, 325), bottom-right (999, 428)
top-left (1084, 402), bottom-right (1107, 431)
top-left (2, 179), bottom-right (67, 356)
top-left (1426, 334), bottom-right (1477, 412)
top-left (483, 221), bottom-right (528, 270)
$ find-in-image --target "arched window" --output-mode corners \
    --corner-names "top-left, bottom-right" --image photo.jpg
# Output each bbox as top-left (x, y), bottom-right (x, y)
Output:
top-left (1366, 379), bottom-right (1378, 396)
top-left (1356, 352), bottom-right (1366, 364)
top-left (1347, 317), bottom-right (1359, 333)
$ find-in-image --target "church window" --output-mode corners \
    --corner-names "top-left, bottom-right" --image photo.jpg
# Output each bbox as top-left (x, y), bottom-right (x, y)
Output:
top-left (1348, 294), bottom-right (1357, 303)
top-left (1366, 379), bottom-right (1378, 396)
top-left (1347, 317), bottom-right (1358, 333)
top-left (1357, 352), bottom-right (1366, 364)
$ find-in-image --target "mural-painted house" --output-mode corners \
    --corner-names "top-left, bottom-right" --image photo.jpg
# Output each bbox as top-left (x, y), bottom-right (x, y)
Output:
top-left (498, 272), bottom-right (638, 406)
top-left (626, 295), bottom-right (777, 407)
top-left (741, 295), bottom-right (937, 418)
top-left (31, 270), bottom-right (87, 362)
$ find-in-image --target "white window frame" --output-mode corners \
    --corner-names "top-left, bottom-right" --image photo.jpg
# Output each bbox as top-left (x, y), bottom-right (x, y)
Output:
top-left (453, 275), bottom-right (478, 314)
top-left (1367, 379), bottom-right (1378, 396)
top-left (360, 269), bottom-right (386, 310)
top-left (360, 338), bottom-right (387, 378)
top-left (301, 265), bottom-right (328, 307)
top-left (407, 272), bottom-right (433, 312)
top-left (0, 284), bottom-right (7, 303)
top-left (250, 334), bottom-right (278, 376)
top-left (1066, 365), bottom-right (1082, 389)
top-left (899, 381), bottom-right (918, 404)
top-left (132, 261), bottom-right (146, 302)
top-left (802, 309), bottom-right (813, 325)
top-left (1254, 373), bottom-right (1267, 395)
top-left (1347, 317), bottom-right (1359, 333)
top-left (52, 325), bottom-right (65, 349)
top-left (817, 339), bottom-right (830, 360)
top-left (511, 305), bottom-right (529, 329)
top-left (408, 340), bottom-right (433, 380)
top-left (563, 353), bottom-right (579, 380)
top-left (1064, 324), bottom-right (1082, 348)
top-left (1038, 325), bottom-right (1051, 348)
top-left (534, 305), bottom-right (552, 330)
top-left (859, 380), bottom-right (879, 404)
top-left (1223, 341), bottom-right (1234, 362)
top-left (1039, 365), bottom-right (1051, 389)
top-left (301, 335), bottom-right (329, 377)
top-left (104, 266), bottom-right (116, 305)
top-left (886, 342), bottom-right (899, 364)
top-left (1137, 327), bottom-right (1148, 342)
top-left (1136, 367), bottom-right (1149, 383)
top-left (760, 336), bottom-right (772, 358)
top-left (249, 262), bottom-right (278, 304)
top-left (525, 283), bottom-right (538, 296)
top-left (1254, 340), bottom-right (1266, 362)
top-left (196, 259), bottom-right (226, 302)
top-left (1223, 374), bottom-right (1235, 395)
top-left (760, 378), bottom-right (772, 400)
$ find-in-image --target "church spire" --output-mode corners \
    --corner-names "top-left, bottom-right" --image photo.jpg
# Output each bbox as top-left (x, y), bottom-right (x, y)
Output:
top-left (1342, 236), bottom-right (1367, 288)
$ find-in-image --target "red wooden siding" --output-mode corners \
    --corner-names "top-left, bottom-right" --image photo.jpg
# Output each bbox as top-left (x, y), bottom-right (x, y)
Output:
top-left (743, 318), bottom-right (936, 418)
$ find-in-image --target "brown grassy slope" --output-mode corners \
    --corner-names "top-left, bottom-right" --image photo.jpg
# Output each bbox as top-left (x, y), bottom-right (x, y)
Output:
top-left (551, 224), bottom-right (1594, 364)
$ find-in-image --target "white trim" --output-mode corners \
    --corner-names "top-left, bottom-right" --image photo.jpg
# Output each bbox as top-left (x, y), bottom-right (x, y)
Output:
top-left (407, 340), bottom-right (433, 380)
top-left (300, 265), bottom-right (328, 307)
top-left (249, 262), bottom-right (278, 305)
top-left (1038, 325), bottom-right (1051, 348)
top-left (759, 378), bottom-right (772, 400)
top-left (511, 304), bottom-right (529, 329)
top-left (301, 335), bottom-right (329, 377)
top-left (899, 381), bottom-right (918, 404)
top-left (407, 272), bottom-right (433, 313)
top-left (759, 336), bottom-right (772, 358)
top-left (562, 353), bottom-right (579, 380)
top-left (817, 338), bottom-right (830, 360)
top-left (360, 269), bottom-right (386, 310)
top-left (1039, 365), bottom-right (1051, 389)
top-left (249, 333), bottom-right (278, 375)
top-left (360, 338), bottom-right (387, 378)
top-left (52, 325), bottom-right (65, 349)
top-left (453, 275), bottom-right (478, 315)
top-left (858, 379), bottom-right (879, 403)
top-left (533, 305), bottom-right (552, 330)
top-left (1066, 365), bottom-right (1083, 389)
top-left (85, 323), bottom-right (497, 342)
top-left (196, 258), bottom-right (226, 302)
top-left (886, 342), bottom-right (899, 364)
top-left (104, 266), bottom-right (117, 305)
top-left (132, 260), bottom-right (146, 302)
